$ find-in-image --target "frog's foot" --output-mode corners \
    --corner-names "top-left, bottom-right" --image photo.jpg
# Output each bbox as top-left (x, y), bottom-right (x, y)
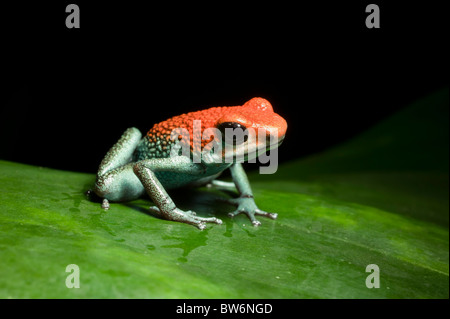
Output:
top-left (149, 206), bottom-right (223, 230)
top-left (225, 197), bottom-right (278, 227)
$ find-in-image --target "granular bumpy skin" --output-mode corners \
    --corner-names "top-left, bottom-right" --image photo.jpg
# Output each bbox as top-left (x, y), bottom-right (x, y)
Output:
top-left (134, 106), bottom-right (226, 161)
top-left (133, 134), bottom-right (175, 160)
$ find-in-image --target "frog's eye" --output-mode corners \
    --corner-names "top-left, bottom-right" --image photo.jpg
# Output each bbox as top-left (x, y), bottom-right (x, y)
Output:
top-left (217, 122), bottom-right (248, 145)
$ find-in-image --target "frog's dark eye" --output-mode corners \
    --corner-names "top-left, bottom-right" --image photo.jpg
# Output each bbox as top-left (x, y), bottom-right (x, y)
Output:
top-left (217, 122), bottom-right (248, 145)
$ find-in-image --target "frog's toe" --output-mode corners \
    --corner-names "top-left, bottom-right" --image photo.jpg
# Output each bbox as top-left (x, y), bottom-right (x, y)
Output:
top-left (227, 209), bottom-right (242, 218)
top-left (101, 198), bottom-right (110, 210)
top-left (228, 209), bottom-right (262, 227)
top-left (255, 209), bottom-right (278, 220)
top-left (187, 214), bottom-right (222, 230)
top-left (250, 219), bottom-right (262, 227)
top-left (195, 215), bottom-right (223, 225)
top-left (196, 222), bottom-right (206, 230)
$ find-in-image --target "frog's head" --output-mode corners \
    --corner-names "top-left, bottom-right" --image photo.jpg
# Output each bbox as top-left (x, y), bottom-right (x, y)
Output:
top-left (209, 97), bottom-right (287, 163)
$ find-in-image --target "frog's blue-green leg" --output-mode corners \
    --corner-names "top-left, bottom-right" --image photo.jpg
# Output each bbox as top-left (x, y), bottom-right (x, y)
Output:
top-left (133, 157), bottom-right (223, 230)
top-left (94, 128), bottom-right (222, 230)
top-left (226, 163), bottom-right (278, 226)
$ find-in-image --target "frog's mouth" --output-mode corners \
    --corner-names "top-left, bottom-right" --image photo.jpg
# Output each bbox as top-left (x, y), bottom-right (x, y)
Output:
top-left (238, 136), bottom-right (285, 162)
top-left (215, 135), bottom-right (285, 164)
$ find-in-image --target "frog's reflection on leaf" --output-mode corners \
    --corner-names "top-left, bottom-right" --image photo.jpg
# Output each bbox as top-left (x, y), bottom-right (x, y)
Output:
top-left (161, 227), bottom-right (210, 263)
top-left (116, 187), bottom-right (261, 262)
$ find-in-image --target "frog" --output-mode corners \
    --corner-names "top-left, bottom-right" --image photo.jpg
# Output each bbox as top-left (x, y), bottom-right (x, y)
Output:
top-left (93, 97), bottom-right (287, 230)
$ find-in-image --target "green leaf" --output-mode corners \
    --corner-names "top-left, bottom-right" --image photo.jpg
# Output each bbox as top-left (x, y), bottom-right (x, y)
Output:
top-left (0, 89), bottom-right (448, 298)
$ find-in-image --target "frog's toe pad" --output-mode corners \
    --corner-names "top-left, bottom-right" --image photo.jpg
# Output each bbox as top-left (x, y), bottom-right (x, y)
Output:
top-left (101, 199), bottom-right (110, 210)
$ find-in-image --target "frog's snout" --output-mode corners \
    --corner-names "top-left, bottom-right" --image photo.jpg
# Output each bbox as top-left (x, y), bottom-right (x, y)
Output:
top-left (262, 112), bottom-right (287, 140)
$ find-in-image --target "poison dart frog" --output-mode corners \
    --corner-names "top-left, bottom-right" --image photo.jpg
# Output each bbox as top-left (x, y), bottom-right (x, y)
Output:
top-left (93, 97), bottom-right (287, 230)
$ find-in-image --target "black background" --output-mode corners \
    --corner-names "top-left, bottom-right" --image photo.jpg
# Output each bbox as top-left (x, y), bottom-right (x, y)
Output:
top-left (1, 1), bottom-right (448, 173)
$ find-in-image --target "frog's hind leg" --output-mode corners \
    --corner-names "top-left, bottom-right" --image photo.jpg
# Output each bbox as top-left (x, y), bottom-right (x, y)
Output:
top-left (93, 127), bottom-right (145, 203)
top-left (133, 157), bottom-right (223, 230)
top-left (97, 127), bottom-right (142, 177)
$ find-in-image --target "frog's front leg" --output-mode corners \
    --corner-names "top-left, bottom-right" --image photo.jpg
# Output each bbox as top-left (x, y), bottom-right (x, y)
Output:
top-left (226, 163), bottom-right (278, 226)
top-left (133, 157), bottom-right (223, 230)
